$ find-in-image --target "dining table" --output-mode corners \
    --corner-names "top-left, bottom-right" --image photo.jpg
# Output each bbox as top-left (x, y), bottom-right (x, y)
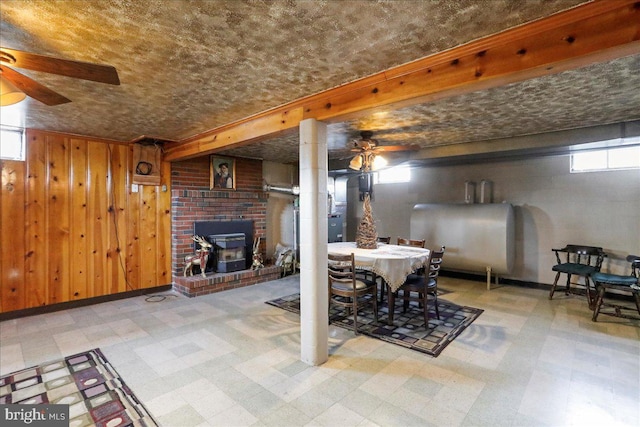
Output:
top-left (327, 241), bottom-right (431, 292)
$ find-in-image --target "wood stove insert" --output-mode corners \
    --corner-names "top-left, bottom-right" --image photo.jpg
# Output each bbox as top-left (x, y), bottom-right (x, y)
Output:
top-left (193, 220), bottom-right (254, 273)
top-left (209, 233), bottom-right (246, 273)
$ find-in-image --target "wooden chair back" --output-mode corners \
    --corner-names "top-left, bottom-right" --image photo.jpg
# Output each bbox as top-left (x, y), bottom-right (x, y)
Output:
top-left (328, 253), bottom-right (356, 285)
top-left (397, 237), bottom-right (425, 248)
top-left (553, 244), bottom-right (605, 269)
top-left (627, 254), bottom-right (640, 278)
top-left (328, 252), bottom-right (379, 332)
top-left (427, 246), bottom-right (446, 281)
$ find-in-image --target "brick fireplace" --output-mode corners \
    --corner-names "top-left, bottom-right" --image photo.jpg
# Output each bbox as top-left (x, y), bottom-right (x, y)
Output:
top-left (171, 156), bottom-right (281, 297)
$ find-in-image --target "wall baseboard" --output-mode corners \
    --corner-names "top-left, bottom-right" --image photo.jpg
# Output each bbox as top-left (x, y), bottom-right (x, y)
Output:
top-left (440, 270), bottom-right (549, 290)
top-left (440, 270), bottom-right (636, 302)
top-left (0, 285), bottom-right (173, 321)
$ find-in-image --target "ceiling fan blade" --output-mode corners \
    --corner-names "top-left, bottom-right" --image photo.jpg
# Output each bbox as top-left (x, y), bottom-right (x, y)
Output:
top-left (1, 48), bottom-right (120, 85)
top-left (376, 145), bottom-right (420, 152)
top-left (1, 66), bottom-right (71, 105)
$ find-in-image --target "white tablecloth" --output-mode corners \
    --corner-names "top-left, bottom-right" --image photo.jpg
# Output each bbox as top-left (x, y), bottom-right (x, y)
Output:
top-left (328, 242), bottom-right (431, 292)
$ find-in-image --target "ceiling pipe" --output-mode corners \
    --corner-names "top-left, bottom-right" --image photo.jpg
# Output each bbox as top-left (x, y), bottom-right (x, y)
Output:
top-left (263, 182), bottom-right (300, 195)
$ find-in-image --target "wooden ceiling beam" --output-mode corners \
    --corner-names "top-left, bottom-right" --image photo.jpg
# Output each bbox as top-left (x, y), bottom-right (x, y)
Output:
top-left (305, 0), bottom-right (640, 122)
top-left (165, 108), bottom-right (303, 160)
top-left (165, 0), bottom-right (640, 162)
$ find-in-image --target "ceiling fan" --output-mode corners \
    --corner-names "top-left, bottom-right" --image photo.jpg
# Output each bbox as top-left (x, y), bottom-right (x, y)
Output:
top-left (0, 47), bottom-right (120, 106)
top-left (349, 130), bottom-right (418, 172)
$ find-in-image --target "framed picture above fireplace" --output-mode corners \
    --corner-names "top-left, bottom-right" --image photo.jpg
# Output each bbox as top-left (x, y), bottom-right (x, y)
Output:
top-left (210, 156), bottom-right (236, 190)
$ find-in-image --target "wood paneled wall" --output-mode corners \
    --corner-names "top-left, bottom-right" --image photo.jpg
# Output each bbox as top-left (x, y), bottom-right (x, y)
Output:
top-left (0, 130), bottom-right (171, 313)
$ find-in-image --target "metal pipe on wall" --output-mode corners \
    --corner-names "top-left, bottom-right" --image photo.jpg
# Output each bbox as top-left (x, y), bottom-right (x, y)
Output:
top-left (479, 179), bottom-right (493, 203)
top-left (263, 182), bottom-right (300, 195)
top-left (464, 181), bottom-right (476, 204)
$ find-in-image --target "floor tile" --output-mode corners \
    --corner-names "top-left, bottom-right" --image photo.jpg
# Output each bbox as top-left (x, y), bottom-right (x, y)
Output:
top-left (0, 274), bottom-right (638, 426)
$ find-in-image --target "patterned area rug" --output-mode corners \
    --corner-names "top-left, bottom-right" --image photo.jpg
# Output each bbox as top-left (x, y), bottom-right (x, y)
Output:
top-left (0, 348), bottom-right (157, 427)
top-left (266, 292), bottom-right (483, 357)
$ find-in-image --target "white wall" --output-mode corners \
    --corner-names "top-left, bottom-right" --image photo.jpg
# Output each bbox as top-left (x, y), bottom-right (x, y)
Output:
top-left (348, 154), bottom-right (640, 285)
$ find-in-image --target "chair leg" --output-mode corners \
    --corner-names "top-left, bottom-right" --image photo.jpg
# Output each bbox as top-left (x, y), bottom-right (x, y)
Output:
top-left (584, 275), bottom-right (594, 309)
top-left (565, 273), bottom-right (572, 295)
top-left (372, 288), bottom-right (379, 324)
top-left (422, 291), bottom-right (429, 326)
top-left (591, 285), bottom-right (606, 322)
top-left (379, 279), bottom-right (386, 303)
top-left (351, 292), bottom-right (358, 335)
top-left (633, 290), bottom-right (640, 317)
top-left (549, 272), bottom-right (561, 300)
top-left (387, 285), bottom-right (395, 326)
top-left (432, 290), bottom-right (440, 320)
top-left (352, 294), bottom-right (359, 334)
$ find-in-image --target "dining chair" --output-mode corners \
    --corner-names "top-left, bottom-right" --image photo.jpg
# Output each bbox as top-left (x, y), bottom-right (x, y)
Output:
top-left (397, 237), bottom-right (425, 248)
top-left (549, 244), bottom-right (606, 308)
top-left (328, 253), bottom-right (379, 334)
top-left (377, 236), bottom-right (391, 244)
top-left (388, 246), bottom-right (445, 326)
top-left (591, 254), bottom-right (640, 321)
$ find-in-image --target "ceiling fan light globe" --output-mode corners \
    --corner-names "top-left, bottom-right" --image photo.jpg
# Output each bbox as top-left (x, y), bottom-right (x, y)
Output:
top-left (349, 155), bottom-right (363, 170)
top-left (372, 155), bottom-right (388, 170)
top-left (0, 76), bottom-right (26, 106)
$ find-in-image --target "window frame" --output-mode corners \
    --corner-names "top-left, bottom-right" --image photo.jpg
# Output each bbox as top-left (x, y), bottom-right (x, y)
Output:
top-left (373, 164), bottom-right (412, 184)
top-left (570, 140), bottom-right (640, 173)
top-left (0, 125), bottom-right (25, 161)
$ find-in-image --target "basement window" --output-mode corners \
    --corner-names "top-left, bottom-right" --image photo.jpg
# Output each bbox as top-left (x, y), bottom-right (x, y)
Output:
top-left (0, 126), bottom-right (25, 161)
top-left (374, 165), bottom-right (411, 184)
top-left (571, 142), bottom-right (640, 173)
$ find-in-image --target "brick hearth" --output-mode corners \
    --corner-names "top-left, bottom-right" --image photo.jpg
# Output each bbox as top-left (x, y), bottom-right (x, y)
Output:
top-left (173, 266), bottom-right (283, 297)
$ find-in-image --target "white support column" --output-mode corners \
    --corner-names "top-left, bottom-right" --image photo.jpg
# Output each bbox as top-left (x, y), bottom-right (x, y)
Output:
top-left (299, 118), bottom-right (329, 366)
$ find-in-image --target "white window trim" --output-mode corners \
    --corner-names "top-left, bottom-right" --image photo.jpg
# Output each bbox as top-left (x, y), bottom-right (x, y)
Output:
top-left (570, 139), bottom-right (640, 173)
top-left (373, 165), bottom-right (412, 184)
top-left (0, 125), bottom-right (25, 161)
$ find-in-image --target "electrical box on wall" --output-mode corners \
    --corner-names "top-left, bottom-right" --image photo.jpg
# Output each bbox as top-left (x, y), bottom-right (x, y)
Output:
top-left (132, 140), bottom-right (163, 186)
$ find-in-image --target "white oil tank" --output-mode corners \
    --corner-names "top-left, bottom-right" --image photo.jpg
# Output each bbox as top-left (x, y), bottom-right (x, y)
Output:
top-left (411, 203), bottom-right (514, 276)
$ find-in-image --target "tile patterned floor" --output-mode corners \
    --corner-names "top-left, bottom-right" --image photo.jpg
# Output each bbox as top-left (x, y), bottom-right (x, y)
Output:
top-left (1, 275), bottom-right (639, 426)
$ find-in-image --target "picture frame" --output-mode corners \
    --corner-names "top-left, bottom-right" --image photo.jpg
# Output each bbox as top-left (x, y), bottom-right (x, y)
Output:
top-left (210, 155), bottom-right (236, 190)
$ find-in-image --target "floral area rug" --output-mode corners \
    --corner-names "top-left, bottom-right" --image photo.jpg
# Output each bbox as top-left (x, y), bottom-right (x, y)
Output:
top-left (266, 292), bottom-right (483, 357)
top-left (0, 348), bottom-right (157, 427)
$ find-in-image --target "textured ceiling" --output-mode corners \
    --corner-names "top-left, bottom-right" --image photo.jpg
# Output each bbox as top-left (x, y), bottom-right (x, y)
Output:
top-left (1, 0), bottom-right (639, 167)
